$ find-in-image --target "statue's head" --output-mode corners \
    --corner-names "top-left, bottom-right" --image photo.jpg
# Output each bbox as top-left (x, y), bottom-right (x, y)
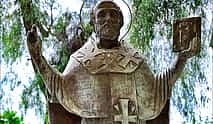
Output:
top-left (90, 0), bottom-right (124, 40)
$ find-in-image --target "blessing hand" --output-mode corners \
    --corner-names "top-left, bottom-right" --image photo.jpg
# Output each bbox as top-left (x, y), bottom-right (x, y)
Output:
top-left (27, 25), bottom-right (42, 56)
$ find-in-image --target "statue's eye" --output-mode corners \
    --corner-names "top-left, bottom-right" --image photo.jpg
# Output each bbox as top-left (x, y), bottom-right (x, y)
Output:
top-left (110, 10), bottom-right (118, 18)
top-left (97, 11), bottom-right (106, 18)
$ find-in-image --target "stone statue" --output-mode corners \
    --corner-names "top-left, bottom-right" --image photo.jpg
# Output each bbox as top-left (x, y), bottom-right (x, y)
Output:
top-left (27, 1), bottom-right (199, 124)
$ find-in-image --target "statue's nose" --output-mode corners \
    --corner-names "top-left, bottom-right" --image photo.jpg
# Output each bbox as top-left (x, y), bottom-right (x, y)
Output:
top-left (105, 12), bottom-right (112, 22)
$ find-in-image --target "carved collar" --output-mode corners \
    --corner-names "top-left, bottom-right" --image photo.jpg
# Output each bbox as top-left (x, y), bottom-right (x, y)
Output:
top-left (72, 35), bottom-right (143, 74)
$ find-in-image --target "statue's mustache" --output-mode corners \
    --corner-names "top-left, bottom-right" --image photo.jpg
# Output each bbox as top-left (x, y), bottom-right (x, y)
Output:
top-left (101, 23), bottom-right (112, 29)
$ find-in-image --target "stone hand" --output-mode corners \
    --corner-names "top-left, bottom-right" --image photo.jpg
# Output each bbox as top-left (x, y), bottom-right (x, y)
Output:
top-left (178, 37), bottom-right (198, 59)
top-left (27, 25), bottom-right (42, 56)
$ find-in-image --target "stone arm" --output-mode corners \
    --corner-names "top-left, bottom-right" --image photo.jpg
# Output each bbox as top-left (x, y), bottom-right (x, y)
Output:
top-left (27, 26), bottom-right (64, 102)
top-left (153, 55), bottom-right (187, 108)
top-left (138, 54), bottom-right (187, 119)
top-left (150, 38), bottom-right (197, 113)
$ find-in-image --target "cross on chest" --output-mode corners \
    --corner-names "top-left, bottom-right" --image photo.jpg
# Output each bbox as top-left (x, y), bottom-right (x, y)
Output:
top-left (114, 99), bottom-right (137, 124)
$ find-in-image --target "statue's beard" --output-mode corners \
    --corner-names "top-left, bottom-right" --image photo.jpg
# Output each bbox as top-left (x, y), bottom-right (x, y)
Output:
top-left (96, 23), bottom-right (120, 40)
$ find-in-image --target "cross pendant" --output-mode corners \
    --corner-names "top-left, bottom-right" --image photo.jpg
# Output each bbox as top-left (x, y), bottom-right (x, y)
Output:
top-left (114, 98), bottom-right (137, 124)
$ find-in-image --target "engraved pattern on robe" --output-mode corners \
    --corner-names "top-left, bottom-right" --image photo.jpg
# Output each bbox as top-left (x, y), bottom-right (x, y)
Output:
top-left (28, 35), bottom-right (174, 123)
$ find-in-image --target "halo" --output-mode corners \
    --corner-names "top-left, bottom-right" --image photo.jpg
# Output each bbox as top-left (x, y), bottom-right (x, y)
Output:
top-left (79, 0), bottom-right (133, 42)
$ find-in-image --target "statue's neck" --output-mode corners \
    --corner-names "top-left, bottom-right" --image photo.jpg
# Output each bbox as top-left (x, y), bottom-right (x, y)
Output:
top-left (97, 38), bottom-right (120, 49)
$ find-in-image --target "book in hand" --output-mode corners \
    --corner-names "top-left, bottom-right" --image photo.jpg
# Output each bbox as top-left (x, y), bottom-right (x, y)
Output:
top-left (173, 17), bottom-right (201, 55)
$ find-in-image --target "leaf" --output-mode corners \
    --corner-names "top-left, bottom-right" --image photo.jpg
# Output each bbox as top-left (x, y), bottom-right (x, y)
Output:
top-left (210, 32), bottom-right (213, 48)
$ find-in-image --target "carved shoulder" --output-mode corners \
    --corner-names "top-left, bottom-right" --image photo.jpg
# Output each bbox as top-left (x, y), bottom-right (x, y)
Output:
top-left (62, 56), bottom-right (83, 79)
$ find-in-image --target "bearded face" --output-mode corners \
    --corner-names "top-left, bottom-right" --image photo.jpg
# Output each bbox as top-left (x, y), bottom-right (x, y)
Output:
top-left (94, 8), bottom-right (123, 40)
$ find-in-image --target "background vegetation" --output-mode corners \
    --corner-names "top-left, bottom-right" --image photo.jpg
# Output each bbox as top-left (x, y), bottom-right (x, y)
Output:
top-left (0, 110), bottom-right (23, 124)
top-left (0, 0), bottom-right (212, 123)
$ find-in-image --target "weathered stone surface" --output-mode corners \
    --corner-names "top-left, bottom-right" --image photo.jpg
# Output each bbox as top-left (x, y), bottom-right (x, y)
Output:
top-left (48, 102), bottom-right (81, 124)
top-left (26, 1), bottom-right (200, 124)
top-left (173, 17), bottom-right (201, 54)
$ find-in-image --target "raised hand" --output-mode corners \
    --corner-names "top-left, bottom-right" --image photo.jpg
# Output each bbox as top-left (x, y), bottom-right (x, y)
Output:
top-left (27, 25), bottom-right (42, 57)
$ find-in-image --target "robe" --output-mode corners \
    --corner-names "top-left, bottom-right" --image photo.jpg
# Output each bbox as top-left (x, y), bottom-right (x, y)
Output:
top-left (29, 35), bottom-right (176, 124)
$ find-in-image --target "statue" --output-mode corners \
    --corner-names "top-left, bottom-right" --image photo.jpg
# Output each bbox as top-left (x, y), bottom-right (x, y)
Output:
top-left (27, 1), bottom-right (199, 124)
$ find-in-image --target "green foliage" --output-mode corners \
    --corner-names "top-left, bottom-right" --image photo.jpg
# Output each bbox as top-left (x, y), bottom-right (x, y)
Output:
top-left (16, 0), bottom-right (50, 36)
top-left (0, 0), bottom-right (212, 123)
top-left (131, 0), bottom-right (212, 123)
top-left (130, 0), bottom-right (205, 52)
top-left (172, 42), bottom-right (210, 123)
top-left (0, 0), bottom-right (98, 123)
top-left (204, 115), bottom-right (213, 124)
top-left (81, 23), bottom-right (93, 40)
top-left (44, 111), bottom-right (48, 124)
top-left (54, 14), bottom-right (71, 35)
top-left (0, 95), bottom-right (2, 101)
top-left (0, 111), bottom-right (23, 124)
top-left (54, 17), bottom-right (66, 33)
top-left (21, 74), bottom-right (46, 116)
top-left (210, 33), bottom-right (213, 48)
top-left (130, 0), bottom-right (157, 51)
top-left (1, 17), bottom-right (23, 63)
top-left (55, 47), bottom-right (69, 72)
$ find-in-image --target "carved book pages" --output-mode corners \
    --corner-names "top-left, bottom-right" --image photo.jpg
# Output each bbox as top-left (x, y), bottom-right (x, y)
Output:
top-left (173, 17), bottom-right (201, 54)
